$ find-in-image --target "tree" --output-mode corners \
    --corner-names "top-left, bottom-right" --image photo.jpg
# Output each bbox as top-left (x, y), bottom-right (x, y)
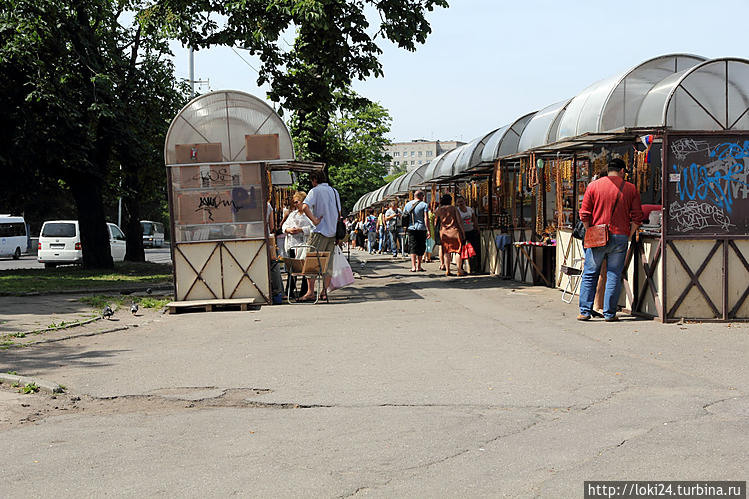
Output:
top-left (296, 93), bottom-right (392, 212)
top-left (140, 0), bottom-right (448, 166)
top-left (0, 0), bottom-right (185, 267)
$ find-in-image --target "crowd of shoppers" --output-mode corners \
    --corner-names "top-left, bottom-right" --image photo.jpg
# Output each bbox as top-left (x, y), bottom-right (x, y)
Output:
top-left (345, 191), bottom-right (480, 277)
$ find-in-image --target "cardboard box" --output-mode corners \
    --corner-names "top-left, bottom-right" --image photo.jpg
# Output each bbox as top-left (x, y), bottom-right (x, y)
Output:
top-left (245, 134), bottom-right (280, 161)
top-left (173, 165), bottom-right (202, 189)
top-left (301, 251), bottom-right (330, 274)
top-left (175, 143), bottom-right (224, 163)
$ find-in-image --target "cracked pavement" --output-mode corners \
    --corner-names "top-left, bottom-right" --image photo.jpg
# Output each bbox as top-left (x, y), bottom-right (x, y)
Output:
top-left (1, 252), bottom-right (748, 497)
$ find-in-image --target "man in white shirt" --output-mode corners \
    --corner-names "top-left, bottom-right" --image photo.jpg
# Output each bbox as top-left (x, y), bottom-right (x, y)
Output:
top-left (300, 170), bottom-right (341, 301)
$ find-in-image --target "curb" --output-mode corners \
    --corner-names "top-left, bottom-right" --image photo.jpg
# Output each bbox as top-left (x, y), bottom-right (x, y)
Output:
top-left (0, 373), bottom-right (64, 394)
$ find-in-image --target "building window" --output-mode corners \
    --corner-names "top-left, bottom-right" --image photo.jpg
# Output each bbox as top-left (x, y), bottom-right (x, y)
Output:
top-left (418, 151), bottom-right (422, 157)
top-left (418, 160), bottom-right (423, 164)
top-left (411, 151), bottom-right (415, 157)
top-left (427, 151), bottom-right (432, 157)
top-left (394, 152), bottom-right (399, 157)
top-left (411, 160), bottom-right (415, 165)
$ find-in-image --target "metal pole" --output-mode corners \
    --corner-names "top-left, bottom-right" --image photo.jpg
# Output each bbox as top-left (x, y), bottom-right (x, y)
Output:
top-left (117, 164), bottom-right (122, 228)
top-left (189, 47), bottom-right (195, 98)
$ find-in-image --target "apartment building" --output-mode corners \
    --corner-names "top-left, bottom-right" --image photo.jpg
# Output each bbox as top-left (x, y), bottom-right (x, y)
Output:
top-left (385, 139), bottom-right (466, 173)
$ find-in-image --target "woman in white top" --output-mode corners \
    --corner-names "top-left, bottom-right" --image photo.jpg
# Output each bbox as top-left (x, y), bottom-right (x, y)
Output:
top-left (282, 191), bottom-right (314, 258)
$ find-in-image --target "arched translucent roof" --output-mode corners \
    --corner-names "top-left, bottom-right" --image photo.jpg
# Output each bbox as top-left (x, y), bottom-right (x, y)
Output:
top-left (361, 191), bottom-right (376, 210)
top-left (371, 185), bottom-right (388, 205)
top-left (353, 193), bottom-right (368, 212)
top-left (382, 178), bottom-right (399, 198)
top-left (637, 58), bottom-right (749, 130)
top-left (518, 99), bottom-right (572, 152)
top-left (403, 162), bottom-right (428, 192)
top-left (556, 54), bottom-right (706, 141)
top-left (452, 128), bottom-right (499, 175)
top-left (421, 151), bottom-right (451, 184)
top-left (165, 90), bottom-right (294, 164)
top-left (388, 170), bottom-right (412, 197)
top-left (433, 146), bottom-right (466, 180)
top-left (480, 112), bottom-right (536, 163)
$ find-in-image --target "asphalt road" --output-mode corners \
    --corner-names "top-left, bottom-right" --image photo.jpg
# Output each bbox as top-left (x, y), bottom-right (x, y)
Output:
top-left (0, 247), bottom-right (172, 270)
top-left (1, 253), bottom-right (748, 497)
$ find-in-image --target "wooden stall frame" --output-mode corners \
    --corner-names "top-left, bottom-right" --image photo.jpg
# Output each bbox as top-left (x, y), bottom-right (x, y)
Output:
top-left (661, 131), bottom-right (749, 322)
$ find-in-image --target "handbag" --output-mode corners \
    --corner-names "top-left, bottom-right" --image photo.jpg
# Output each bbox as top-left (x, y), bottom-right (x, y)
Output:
top-left (582, 178), bottom-right (627, 249)
top-left (335, 191), bottom-right (347, 241)
top-left (460, 241), bottom-right (477, 259)
top-left (572, 220), bottom-right (586, 240)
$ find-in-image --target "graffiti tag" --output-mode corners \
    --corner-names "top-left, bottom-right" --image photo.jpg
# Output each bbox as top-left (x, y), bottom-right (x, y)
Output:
top-left (670, 138), bottom-right (710, 161)
top-left (669, 200), bottom-right (734, 233)
top-left (195, 195), bottom-right (240, 221)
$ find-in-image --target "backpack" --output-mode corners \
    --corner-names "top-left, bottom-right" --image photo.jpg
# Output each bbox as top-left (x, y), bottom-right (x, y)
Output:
top-left (403, 200), bottom-right (422, 228)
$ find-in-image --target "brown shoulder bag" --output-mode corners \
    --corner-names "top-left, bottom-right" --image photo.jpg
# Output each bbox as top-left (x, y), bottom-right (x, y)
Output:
top-left (583, 178), bottom-right (626, 249)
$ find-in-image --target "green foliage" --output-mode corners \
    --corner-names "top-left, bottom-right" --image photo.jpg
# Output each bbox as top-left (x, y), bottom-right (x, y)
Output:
top-left (21, 382), bottom-right (39, 394)
top-left (140, 0), bottom-right (447, 196)
top-left (318, 94), bottom-right (392, 212)
top-left (78, 294), bottom-right (170, 310)
top-left (0, 262), bottom-right (172, 295)
top-left (0, 0), bottom-right (187, 266)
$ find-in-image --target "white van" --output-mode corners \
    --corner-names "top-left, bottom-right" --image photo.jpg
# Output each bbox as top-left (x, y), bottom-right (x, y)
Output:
top-left (38, 220), bottom-right (127, 268)
top-left (0, 215), bottom-right (27, 260)
top-left (141, 220), bottom-right (165, 247)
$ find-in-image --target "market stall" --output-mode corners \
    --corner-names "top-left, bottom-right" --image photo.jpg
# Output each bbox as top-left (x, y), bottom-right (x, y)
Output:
top-left (163, 90), bottom-right (321, 309)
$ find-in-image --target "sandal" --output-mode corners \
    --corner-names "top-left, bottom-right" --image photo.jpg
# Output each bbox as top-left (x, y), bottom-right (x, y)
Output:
top-left (417, 268), bottom-right (426, 272)
top-left (409, 268), bottom-right (417, 272)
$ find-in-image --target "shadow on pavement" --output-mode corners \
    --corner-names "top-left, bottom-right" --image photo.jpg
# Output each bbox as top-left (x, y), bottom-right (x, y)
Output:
top-left (0, 343), bottom-right (128, 375)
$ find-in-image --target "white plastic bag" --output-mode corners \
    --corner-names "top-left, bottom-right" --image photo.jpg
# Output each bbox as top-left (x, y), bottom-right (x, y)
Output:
top-left (328, 247), bottom-right (355, 292)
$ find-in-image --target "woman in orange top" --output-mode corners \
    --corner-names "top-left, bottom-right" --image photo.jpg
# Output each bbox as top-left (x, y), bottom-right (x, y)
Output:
top-left (435, 194), bottom-right (466, 277)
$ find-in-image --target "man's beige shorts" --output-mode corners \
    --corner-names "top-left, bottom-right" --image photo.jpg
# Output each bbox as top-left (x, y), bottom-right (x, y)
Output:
top-left (308, 232), bottom-right (336, 274)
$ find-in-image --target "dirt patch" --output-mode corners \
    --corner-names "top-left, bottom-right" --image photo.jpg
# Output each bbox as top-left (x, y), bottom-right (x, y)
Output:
top-left (0, 385), bottom-right (281, 430)
top-left (1, 305), bottom-right (166, 348)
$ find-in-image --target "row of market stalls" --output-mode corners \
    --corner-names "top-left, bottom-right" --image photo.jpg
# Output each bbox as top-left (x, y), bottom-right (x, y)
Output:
top-left (355, 54), bottom-right (749, 322)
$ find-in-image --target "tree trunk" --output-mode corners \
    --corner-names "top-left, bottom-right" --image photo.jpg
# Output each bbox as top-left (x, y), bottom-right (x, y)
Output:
top-left (122, 163), bottom-right (145, 262)
top-left (68, 171), bottom-right (114, 269)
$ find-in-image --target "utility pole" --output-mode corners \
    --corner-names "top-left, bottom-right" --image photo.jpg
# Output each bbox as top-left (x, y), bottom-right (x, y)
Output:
top-left (188, 48), bottom-right (209, 98)
top-left (189, 47), bottom-right (195, 98)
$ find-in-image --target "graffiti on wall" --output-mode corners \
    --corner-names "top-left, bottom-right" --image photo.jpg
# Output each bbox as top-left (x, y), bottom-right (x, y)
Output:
top-left (667, 136), bottom-right (749, 235)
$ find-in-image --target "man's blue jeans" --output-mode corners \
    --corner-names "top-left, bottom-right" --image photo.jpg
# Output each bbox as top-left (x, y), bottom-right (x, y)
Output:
top-left (579, 234), bottom-right (629, 319)
top-left (378, 228), bottom-right (387, 253)
top-left (388, 230), bottom-right (398, 256)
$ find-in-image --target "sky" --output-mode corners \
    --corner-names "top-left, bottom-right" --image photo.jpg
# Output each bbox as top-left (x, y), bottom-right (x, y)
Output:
top-left (169, 0), bottom-right (748, 144)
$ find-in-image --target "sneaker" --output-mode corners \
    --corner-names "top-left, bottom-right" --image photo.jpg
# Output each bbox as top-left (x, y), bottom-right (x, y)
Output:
top-left (576, 314), bottom-right (591, 321)
top-left (604, 315), bottom-right (619, 322)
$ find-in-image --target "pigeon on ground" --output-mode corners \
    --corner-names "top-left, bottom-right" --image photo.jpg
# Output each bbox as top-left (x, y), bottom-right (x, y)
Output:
top-left (146, 287), bottom-right (152, 295)
top-left (102, 305), bottom-right (114, 319)
top-left (130, 303), bottom-right (139, 315)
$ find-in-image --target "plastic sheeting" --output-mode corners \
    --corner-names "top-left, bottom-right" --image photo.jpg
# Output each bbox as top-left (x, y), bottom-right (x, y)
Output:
top-left (638, 58), bottom-right (749, 130)
top-left (433, 146), bottom-right (466, 180)
top-left (517, 99), bottom-right (572, 152)
top-left (421, 151), bottom-right (451, 184)
top-left (480, 112), bottom-right (536, 164)
top-left (556, 54), bottom-right (706, 141)
top-left (165, 90), bottom-right (294, 165)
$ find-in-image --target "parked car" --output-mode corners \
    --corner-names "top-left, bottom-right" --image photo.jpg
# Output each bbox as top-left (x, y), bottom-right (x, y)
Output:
top-left (38, 220), bottom-right (126, 268)
top-left (0, 214), bottom-right (28, 260)
top-left (141, 220), bottom-right (165, 248)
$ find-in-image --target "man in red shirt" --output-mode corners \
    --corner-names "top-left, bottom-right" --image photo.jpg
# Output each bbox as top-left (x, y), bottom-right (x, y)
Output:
top-left (577, 158), bottom-right (644, 322)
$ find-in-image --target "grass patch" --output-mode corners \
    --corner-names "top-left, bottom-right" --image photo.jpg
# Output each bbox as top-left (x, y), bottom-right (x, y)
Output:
top-left (78, 294), bottom-right (171, 311)
top-left (0, 262), bottom-right (172, 295)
